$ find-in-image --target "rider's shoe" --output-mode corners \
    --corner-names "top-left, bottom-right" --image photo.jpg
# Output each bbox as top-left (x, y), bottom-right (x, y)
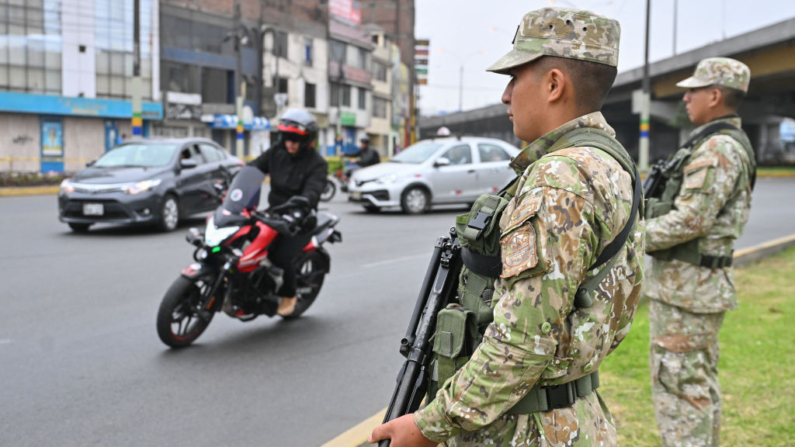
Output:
top-left (277, 296), bottom-right (297, 316)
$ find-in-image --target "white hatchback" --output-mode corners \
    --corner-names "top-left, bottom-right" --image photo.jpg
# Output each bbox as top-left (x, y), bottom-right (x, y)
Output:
top-left (347, 137), bottom-right (521, 214)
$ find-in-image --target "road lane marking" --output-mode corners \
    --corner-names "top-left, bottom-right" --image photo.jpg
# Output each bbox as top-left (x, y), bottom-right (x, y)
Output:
top-left (362, 254), bottom-right (429, 269)
top-left (321, 407), bottom-right (385, 447)
top-left (0, 339), bottom-right (11, 345)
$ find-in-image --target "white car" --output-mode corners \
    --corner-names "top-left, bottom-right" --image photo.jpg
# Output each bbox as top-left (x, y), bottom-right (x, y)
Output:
top-left (347, 137), bottom-right (521, 214)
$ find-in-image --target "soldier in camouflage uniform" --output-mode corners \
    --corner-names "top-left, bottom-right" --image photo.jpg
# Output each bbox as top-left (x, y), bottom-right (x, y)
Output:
top-left (370, 8), bottom-right (645, 447)
top-left (645, 58), bottom-right (754, 447)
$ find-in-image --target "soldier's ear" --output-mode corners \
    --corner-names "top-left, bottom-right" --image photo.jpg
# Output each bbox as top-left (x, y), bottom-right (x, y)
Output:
top-left (708, 87), bottom-right (722, 108)
top-left (546, 68), bottom-right (566, 103)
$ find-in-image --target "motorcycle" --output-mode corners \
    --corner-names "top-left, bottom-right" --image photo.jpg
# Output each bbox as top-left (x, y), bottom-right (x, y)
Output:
top-left (156, 166), bottom-right (342, 348)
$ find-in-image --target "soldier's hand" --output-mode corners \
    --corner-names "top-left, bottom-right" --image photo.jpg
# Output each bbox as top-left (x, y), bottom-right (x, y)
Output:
top-left (368, 414), bottom-right (436, 447)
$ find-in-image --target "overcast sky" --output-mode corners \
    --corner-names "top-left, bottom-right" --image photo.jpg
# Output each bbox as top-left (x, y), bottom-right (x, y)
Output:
top-left (415, 0), bottom-right (795, 115)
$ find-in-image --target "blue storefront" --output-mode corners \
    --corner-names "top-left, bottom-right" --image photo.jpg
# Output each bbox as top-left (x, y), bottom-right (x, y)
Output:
top-left (0, 92), bottom-right (163, 173)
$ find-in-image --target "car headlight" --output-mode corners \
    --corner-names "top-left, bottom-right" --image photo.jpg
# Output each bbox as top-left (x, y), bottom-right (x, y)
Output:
top-left (59, 179), bottom-right (74, 194)
top-left (376, 173), bottom-right (403, 184)
top-left (124, 179), bottom-right (162, 195)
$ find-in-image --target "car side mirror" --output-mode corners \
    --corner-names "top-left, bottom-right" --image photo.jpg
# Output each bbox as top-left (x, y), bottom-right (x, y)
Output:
top-left (86, 159), bottom-right (96, 167)
top-left (434, 157), bottom-right (451, 168)
top-left (180, 159), bottom-right (198, 169)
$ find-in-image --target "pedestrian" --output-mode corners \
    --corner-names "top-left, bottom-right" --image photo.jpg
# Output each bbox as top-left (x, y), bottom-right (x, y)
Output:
top-left (645, 57), bottom-right (755, 447)
top-left (370, 7), bottom-right (644, 447)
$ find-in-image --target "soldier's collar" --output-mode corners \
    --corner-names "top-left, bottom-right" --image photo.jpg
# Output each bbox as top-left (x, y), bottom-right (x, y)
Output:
top-left (509, 112), bottom-right (614, 173)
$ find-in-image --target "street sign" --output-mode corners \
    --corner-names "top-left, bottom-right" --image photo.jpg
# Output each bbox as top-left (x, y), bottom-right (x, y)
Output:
top-left (274, 93), bottom-right (288, 107)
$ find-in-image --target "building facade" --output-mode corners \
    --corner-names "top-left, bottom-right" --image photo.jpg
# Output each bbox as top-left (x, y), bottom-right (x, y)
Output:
top-left (364, 24), bottom-right (392, 157)
top-left (0, 0), bottom-right (163, 173)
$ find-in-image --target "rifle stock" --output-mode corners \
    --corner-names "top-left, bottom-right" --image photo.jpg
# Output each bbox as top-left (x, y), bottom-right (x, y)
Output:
top-left (379, 229), bottom-right (462, 447)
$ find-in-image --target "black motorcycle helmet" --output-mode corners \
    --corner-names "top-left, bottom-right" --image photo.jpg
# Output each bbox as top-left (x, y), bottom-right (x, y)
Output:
top-left (277, 108), bottom-right (318, 155)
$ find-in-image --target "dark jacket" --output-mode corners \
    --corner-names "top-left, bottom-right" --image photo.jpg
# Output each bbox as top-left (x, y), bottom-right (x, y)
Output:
top-left (347, 147), bottom-right (381, 167)
top-left (249, 142), bottom-right (328, 209)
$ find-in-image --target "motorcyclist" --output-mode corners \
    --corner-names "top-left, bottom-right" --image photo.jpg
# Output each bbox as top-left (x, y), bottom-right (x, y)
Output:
top-left (249, 108), bottom-right (328, 316)
top-left (343, 136), bottom-right (381, 178)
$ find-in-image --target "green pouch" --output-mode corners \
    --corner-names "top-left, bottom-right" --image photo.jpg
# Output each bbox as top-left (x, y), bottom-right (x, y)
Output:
top-left (432, 304), bottom-right (478, 386)
top-left (455, 192), bottom-right (511, 256)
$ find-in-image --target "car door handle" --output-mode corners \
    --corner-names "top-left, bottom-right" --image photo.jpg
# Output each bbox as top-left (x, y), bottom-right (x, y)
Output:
top-left (468, 169), bottom-right (476, 173)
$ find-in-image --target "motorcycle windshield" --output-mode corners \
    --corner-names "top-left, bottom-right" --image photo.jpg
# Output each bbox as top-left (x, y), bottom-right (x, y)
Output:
top-left (223, 166), bottom-right (265, 214)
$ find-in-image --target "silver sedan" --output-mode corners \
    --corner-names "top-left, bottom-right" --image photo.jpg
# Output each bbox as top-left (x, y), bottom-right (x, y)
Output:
top-left (347, 137), bottom-right (521, 214)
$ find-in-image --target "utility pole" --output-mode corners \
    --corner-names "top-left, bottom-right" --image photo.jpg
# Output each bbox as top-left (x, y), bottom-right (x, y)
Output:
top-left (234, 0), bottom-right (244, 158)
top-left (639, 0), bottom-right (651, 171)
top-left (672, 0), bottom-right (678, 55)
top-left (131, 0), bottom-right (142, 139)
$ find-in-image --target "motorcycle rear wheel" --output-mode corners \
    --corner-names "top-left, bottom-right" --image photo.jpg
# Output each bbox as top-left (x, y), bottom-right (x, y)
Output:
top-left (282, 251), bottom-right (326, 319)
top-left (320, 179), bottom-right (336, 202)
top-left (156, 275), bottom-right (216, 348)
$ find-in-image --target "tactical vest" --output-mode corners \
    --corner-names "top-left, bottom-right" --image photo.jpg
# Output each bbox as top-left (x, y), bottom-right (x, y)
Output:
top-left (646, 121), bottom-right (756, 268)
top-left (427, 127), bottom-right (641, 414)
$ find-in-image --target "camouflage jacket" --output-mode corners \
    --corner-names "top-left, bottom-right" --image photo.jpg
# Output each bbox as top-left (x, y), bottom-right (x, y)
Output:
top-left (414, 112), bottom-right (645, 446)
top-left (645, 116), bottom-right (753, 313)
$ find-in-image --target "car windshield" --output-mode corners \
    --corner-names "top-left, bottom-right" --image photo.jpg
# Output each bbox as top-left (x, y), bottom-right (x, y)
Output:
top-left (94, 144), bottom-right (179, 168)
top-left (389, 141), bottom-right (444, 164)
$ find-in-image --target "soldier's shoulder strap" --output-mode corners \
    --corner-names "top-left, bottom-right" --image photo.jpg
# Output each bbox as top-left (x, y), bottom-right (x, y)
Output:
top-left (543, 127), bottom-right (642, 308)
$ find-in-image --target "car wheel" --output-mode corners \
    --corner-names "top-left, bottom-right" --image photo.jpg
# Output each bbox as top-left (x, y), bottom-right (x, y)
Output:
top-left (157, 195), bottom-right (180, 232)
top-left (363, 205), bottom-right (381, 213)
top-left (401, 186), bottom-right (430, 215)
top-left (68, 223), bottom-right (91, 233)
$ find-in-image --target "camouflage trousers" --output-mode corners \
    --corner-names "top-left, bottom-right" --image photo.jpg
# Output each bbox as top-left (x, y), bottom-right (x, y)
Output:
top-left (649, 299), bottom-right (725, 447)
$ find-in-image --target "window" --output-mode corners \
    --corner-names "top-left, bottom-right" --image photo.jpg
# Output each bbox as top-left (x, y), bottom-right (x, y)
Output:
top-left (304, 38), bottom-right (313, 67)
top-left (95, 0), bottom-right (154, 99)
top-left (373, 61), bottom-right (387, 82)
top-left (305, 82), bottom-right (316, 108)
top-left (0, 0), bottom-right (62, 95)
top-left (342, 85), bottom-right (351, 107)
top-left (330, 83), bottom-right (340, 107)
top-left (358, 87), bottom-right (367, 110)
top-left (199, 143), bottom-right (224, 162)
top-left (330, 40), bottom-right (346, 63)
top-left (202, 67), bottom-right (231, 103)
top-left (358, 47), bottom-right (369, 70)
top-left (477, 144), bottom-right (511, 162)
top-left (161, 61), bottom-right (199, 94)
top-left (372, 35), bottom-right (379, 45)
top-left (272, 76), bottom-right (288, 94)
top-left (373, 97), bottom-right (388, 118)
top-left (273, 30), bottom-right (288, 58)
top-left (441, 145), bottom-right (472, 165)
top-left (181, 145), bottom-right (206, 164)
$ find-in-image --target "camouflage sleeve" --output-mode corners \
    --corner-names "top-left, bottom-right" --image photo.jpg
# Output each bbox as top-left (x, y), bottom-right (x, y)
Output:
top-left (646, 136), bottom-right (744, 252)
top-left (414, 157), bottom-right (599, 443)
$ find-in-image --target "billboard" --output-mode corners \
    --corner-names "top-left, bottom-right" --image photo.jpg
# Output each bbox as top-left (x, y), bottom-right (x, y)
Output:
top-left (330, 0), bottom-right (361, 24)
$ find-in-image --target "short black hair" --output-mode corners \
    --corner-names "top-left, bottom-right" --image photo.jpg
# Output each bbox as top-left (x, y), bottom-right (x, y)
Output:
top-left (534, 56), bottom-right (618, 113)
top-left (715, 85), bottom-right (745, 110)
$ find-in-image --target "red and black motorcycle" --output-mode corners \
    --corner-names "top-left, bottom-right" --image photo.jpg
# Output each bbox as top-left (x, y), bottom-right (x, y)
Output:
top-left (156, 166), bottom-right (342, 348)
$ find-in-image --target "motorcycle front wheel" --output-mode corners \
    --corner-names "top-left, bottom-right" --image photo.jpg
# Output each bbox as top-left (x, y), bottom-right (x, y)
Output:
top-left (156, 274), bottom-right (217, 348)
top-left (320, 179), bottom-right (336, 202)
top-left (283, 251), bottom-right (327, 319)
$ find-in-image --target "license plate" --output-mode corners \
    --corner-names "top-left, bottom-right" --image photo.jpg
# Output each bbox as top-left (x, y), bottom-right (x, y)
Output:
top-left (351, 191), bottom-right (362, 200)
top-left (83, 203), bottom-right (104, 216)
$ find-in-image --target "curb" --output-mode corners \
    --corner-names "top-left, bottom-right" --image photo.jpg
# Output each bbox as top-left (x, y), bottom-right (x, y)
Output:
top-left (0, 186), bottom-right (60, 196)
top-left (323, 233), bottom-right (795, 447)
top-left (321, 408), bottom-right (385, 447)
top-left (733, 233), bottom-right (795, 267)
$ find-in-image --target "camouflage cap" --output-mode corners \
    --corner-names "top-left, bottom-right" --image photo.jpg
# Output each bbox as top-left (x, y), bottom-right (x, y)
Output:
top-left (676, 57), bottom-right (750, 92)
top-left (486, 7), bottom-right (620, 74)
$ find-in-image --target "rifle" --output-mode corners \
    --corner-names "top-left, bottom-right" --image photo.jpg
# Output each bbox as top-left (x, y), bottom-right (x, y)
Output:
top-left (643, 158), bottom-right (674, 206)
top-left (378, 229), bottom-right (462, 447)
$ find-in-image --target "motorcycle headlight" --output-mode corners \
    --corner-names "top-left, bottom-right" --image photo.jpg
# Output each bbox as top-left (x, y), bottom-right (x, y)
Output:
top-left (124, 179), bottom-right (162, 195)
top-left (59, 179), bottom-right (74, 194)
top-left (204, 216), bottom-right (240, 247)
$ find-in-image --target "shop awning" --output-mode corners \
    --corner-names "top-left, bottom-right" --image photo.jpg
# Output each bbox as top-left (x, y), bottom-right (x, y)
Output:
top-left (202, 114), bottom-right (270, 131)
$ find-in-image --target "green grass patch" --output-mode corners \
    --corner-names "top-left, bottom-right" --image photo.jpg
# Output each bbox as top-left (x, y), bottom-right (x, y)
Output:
top-left (757, 166), bottom-right (795, 176)
top-left (600, 247), bottom-right (795, 446)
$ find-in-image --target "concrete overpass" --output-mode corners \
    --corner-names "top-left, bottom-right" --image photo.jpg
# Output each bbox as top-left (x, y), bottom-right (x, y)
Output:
top-left (421, 17), bottom-right (795, 163)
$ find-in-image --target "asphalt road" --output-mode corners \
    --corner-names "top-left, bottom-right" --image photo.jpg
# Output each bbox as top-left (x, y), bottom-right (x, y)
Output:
top-left (0, 177), bottom-right (793, 447)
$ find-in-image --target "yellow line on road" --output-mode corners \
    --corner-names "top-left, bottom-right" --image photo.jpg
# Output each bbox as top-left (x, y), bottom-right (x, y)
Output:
top-left (0, 186), bottom-right (60, 196)
top-left (321, 408), bottom-right (385, 447)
